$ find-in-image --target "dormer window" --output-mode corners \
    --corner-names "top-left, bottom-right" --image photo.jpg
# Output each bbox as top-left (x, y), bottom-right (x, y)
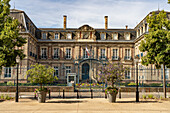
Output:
top-left (67, 33), bottom-right (72, 39)
top-left (101, 33), bottom-right (105, 40)
top-left (55, 33), bottom-right (59, 39)
top-left (124, 33), bottom-right (130, 40)
top-left (42, 32), bottom-right (47, 39)
top-left (113, 33), bottom-right (118, 40)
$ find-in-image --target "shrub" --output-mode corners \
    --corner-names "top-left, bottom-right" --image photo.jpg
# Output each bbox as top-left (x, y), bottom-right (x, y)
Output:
top-left (148, 94), bottom-right (154, 99)
top-left (7, 81), bottom-right (14, 86)
top-left (142, 95), bottom-right (146, 99)
top-left (0, 94), bottom-right (4, 99)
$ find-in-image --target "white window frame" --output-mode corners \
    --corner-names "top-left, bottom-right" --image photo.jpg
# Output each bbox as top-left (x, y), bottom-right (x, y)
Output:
top-left (41, 48), bottom-right (47, 59)
top-left (65, 66), bottom-right (71, 77)
top-left (54, 33), bottom-right (59, 39)
top-left (67, 33), bottom-right (72, 39)
top-left (125, 49), bottom-right (131, 60)
top-left (125, 69), bottom-right (131, 79)
top-left (54, 66), bottom-right (59, 77)
top-left (124, 33), bottom-right (130, 40)
top-left (42, 32), bottom-right (47, 39)
top-left (83, 48), bottom-right (88, 59)
top-left (101, 33), bottom-right (105, 40)
top-left (113, 49), bottom-right (118, 60)
top-left (53, 48), bottom-right (59, 59)
top-left (66, 48), bottom-right (71, 59)
top-left (113, 33), bottom-right (118, 40)
top-left (100, 49), bottom-right (106, 59)
top-left (4, 67), bottom-right (11, 78)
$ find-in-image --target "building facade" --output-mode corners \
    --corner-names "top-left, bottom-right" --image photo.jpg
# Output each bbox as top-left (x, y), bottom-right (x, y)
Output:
top-left (0, 9), bottom-right (169, 83)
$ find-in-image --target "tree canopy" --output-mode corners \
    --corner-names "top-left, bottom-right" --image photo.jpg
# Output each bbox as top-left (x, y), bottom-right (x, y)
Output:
top-left (139, 11), bottom-right (170, 69)
top-left (26, 64), bottom-right (58, 89)
top-left (0, 0), bottom-right (26, 68)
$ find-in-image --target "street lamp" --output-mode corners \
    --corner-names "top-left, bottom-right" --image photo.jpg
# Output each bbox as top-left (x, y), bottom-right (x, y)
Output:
top-left (135, 55), bottom-right (140, 102)
top-left (15, 55), bottom-right (20, 102)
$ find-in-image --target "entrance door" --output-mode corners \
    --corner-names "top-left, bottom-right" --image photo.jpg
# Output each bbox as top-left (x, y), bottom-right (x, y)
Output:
top-left (82, 63), bottom-right (89, 80)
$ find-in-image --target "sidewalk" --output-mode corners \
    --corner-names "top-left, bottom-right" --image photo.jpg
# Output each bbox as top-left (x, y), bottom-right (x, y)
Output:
top-left (0, 97), bottom-right (170, 113)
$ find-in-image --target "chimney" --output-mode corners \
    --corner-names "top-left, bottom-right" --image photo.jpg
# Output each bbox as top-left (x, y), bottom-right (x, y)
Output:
top-left (63, 15), bottom-right (67, 29)
top-left (126, 25), bottom-right (128, 29)
top-left (104, 16), bottom-right (108, 29)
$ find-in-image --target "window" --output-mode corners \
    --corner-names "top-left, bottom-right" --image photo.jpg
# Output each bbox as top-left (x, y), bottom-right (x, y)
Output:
top-left (4, 67), bottom-right (11, 77)
top-left (54, 33), bottom-right (59, 39)
top-left (83, 48), bottom-right (88, 59)
top-left (41, 48), bottom-right (47, 59)
top-left (53, 48), bottom-right (59, 59)
top-left (113, 33), bottom-right (118, 40)
top-left (113, 49), bottom-right (118, 60)
top-left (65, 66), bottom-right (71, 77)
top-left (125, 70), bottom-right (130, 79)
top-left (124, 33), bottom-right (130, 40)
top-left (66, 48), bottom-right (71, 59)
top-left (54, 66), bottom-right (59, 77)
top-left (125, 49), bottom-right (131, 60)
top-left (42, 33), bottom-right (47, 39)
top-left (101, 33), bottom-right (105, 40)
top-left (67, 33), bottom-right (72, 39)
top-left (100, 49), bottom-right (106, 59)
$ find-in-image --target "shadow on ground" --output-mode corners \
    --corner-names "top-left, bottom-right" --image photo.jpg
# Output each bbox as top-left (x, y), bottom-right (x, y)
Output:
top-left (116, 100), bottom-right (161, 103)
top-left (46, 100), bottom-right (87, 104)
top-left (0, 100), bottom-right (5, 102)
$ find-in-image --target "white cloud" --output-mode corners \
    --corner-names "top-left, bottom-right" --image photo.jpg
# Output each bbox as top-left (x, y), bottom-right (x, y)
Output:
top-left (11, 0), bottom-right (170, 29)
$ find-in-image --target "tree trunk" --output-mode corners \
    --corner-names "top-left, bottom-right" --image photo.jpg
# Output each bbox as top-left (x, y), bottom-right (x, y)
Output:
top-left (163, 64), bottom-right (166, 98)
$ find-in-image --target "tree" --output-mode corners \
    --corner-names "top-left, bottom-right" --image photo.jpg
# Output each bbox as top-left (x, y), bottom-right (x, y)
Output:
top-left (0, 0), bottom-right (26, 69)
top-left (168, 0), bottom-right (170, 4)
top-left (98, 62), bottom-right (128, 88)
top-left (139, 11), bottom-right (170, 98)
top-left (26, 64), bottom-right (58, 90)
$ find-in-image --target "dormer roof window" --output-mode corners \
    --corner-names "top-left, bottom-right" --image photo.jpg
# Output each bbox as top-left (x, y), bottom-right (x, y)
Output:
top-left (67, 33), bottom-right (72, 39)
top-left (42, 32), bottom-right (47, 39)
top-left (124, 33), bottom-right (130, 40)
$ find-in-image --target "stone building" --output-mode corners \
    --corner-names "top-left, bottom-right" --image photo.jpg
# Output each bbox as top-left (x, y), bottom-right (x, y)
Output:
top-left (0, 9), bottom-right (169, 83)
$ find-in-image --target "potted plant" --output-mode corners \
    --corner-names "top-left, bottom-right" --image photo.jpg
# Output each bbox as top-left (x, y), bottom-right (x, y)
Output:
top-left (98, 62), bottom-right (128, 102)
top-left (26, 64), bottom-right (57, 103)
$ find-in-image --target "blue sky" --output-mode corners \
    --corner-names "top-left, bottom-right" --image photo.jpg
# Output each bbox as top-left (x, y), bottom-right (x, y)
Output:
top-left (10, 0), bottom-right (170, 29)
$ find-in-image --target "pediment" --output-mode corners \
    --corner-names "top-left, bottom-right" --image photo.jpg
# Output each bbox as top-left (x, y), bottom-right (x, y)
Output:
top-left (78, 24), bottom-right (94, 31)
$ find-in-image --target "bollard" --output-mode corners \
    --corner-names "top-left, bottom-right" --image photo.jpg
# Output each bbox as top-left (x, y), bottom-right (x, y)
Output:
top-left (34, 94), bottom-right (36, 99)
top-left (105, 93), bottom-right (107, 99)
top-left (49, 90), bottom-right (51, 99)
top-left (119, 88), bottom-right (121, 99)
top-left (63, 88), bottom-right (65, 99)
top-left (58, 89), bottom-right (61, 97)
top-left (77, 90), bottom-right (79, 99)
top-left (91, 89), bottom-right (93, 99)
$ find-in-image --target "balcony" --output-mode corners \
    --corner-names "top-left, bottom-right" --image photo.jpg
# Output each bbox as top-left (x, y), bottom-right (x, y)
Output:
top-left (124, 56), bottom-right (132, 61)
top-left (65, 56), bottom-right (72, 60)
top-left (112, 56), bottom-right (120, 60)
top-left (53, 56), bottom-right (60, 60)
top-left (40, 55), bottom-right (47, 59)
top-left (99, 56), bottom-right (107, 60)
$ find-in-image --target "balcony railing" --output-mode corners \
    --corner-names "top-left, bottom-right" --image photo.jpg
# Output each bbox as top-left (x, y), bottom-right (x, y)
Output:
top-left (112, 56), bottom-right (120, 60)
top-left (99, 56), bottom-right (107, 60)
top-left (65, 56), bottom-right (72, 60)
top-left (53, 56), bottom-right (60, 59)
top-left (40, 55), bottom-right (47, 59)
top-left (124, 56), bottom-right (132, 60)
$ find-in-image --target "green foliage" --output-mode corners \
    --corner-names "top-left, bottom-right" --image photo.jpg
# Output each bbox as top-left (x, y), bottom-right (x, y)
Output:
top-left (98, 62), bottom-right (128, 88)
top-left (7, 81), bottom-right (14, 86)
top-left (142, 95), bottom-right (146, 99)
top-left (105, 87), bottom-right (118, 94)
top-left (0, 94), bottom-right (4, 99)
top-left (0, 0), bottom-right (26, 68)
top-left (26, 64), bottom-right (58, 89)
top-left (148, 94), bottom-right (154, 99)
top-left (139, 11), bottom-right (170, 69)
top-left (127, 82), bottom-right (137, 86)
top-left (0, 94), bottom-right (13, 100)
top-left (168, 0), bottom-right (170, 4)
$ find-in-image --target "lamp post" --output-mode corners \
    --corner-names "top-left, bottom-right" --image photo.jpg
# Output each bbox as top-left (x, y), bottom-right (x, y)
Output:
top-left (15, 55), bottom-right (20, 102)
top-left (135, 55), bottom-right (140, 102)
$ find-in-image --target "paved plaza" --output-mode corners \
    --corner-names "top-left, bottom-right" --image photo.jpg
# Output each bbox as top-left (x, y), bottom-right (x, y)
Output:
top-left (0, 94), bottom-right (170, 113)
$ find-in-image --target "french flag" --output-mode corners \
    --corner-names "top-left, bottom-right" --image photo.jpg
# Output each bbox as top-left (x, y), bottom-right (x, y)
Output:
top-left (86, 47), bottom-right (90, 56)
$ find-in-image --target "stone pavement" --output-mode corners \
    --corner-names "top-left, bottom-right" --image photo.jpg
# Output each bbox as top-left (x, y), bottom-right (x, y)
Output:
top-left (0, 97), bottom-right (170, 113)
